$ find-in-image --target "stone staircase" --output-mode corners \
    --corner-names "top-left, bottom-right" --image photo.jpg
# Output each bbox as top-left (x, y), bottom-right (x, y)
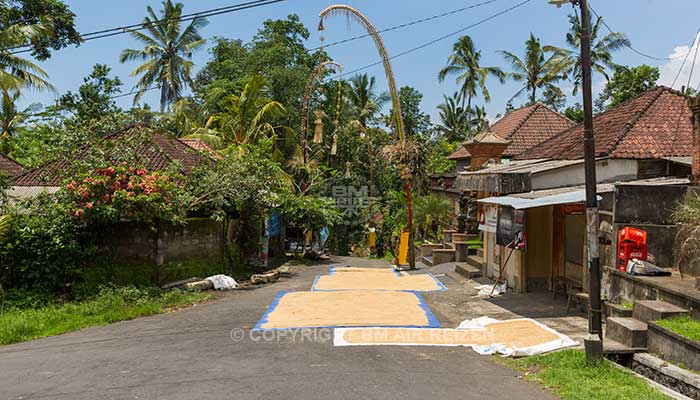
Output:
top-left (455, 247), bottom-right (485, 279)
top-left (419, 230), bottom-right (482, 277)
top-left (605, 299), bottom-right (690, 354)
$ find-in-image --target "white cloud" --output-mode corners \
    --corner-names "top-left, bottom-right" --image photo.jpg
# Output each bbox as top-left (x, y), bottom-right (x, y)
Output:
top-left (658, 32), bottom-right (700, 91)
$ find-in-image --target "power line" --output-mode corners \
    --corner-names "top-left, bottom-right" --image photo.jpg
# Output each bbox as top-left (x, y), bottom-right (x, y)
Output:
top-left (110, 0), bottom-right (507, 102)
top-left (686, 31), bottom-right (700, 91)
top-left (308, 0), bottom-right (501, 52)
top-left (671, 28), bottom-right (700, 89)
top-left (323, 0), bottom-right (532, 81)
top-left (589, 2), bottom-right (685, 62)
top-left (9, 0), bottom-right (286, 54)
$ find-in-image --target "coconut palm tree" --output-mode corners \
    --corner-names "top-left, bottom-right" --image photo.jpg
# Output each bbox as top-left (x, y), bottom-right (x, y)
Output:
top-left (0, 90), bottom-right (39, 139)
top-left (438, 35), bottom-right (505, 111)
top-left (120, 0), bottom-right (208, 111)
top-left (499, 33), bottom-right (569, 104)
top-left (546, 13), bottom-right (630, 95)
top-left (0, 23), bottom-right (54, 93)
top-left (184, 74), bottom-right (285, 147)
top-left (435, 93), bottom-right (470, 142)
top-left (347, 73), bottom-right (389, 126)
top-left (469, 105), bottom-right (489, 133)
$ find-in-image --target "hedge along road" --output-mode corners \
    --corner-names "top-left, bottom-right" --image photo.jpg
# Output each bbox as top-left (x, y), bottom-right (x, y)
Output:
top-left (0, 257), bottom-right (554, 400)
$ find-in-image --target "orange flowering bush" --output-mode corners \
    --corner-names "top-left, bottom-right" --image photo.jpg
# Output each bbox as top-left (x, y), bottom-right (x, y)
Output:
top-left (64, 164), bottom-right (186, 226)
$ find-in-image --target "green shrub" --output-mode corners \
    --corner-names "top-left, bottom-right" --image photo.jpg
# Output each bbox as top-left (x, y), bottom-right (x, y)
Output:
top-left (0, 194), bottom-right (94, 293)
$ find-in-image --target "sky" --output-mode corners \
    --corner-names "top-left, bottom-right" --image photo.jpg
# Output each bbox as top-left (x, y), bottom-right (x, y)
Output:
top-left (15, 0), bottom-right (700, 124)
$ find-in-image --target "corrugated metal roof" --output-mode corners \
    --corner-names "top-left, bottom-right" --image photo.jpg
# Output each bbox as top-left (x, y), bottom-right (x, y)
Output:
top-left (478, 190), bottom-right (597, 209)
top-left (6, 185), bottom-right (60, 205)
top-left (458, 158), bottom-right (582, 176)
top-left (478, 176), bottom-right (689, 209)
top-left (663, 156), bottom-right (692, 167)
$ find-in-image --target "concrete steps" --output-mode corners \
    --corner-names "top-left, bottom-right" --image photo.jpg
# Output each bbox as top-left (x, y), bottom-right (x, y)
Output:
top-left (603, 338), bottom-right (647, 355)
top-left (422, 255), bottom-right (433, 267)
top-left (605, 302), bottom-right (633, 319)
top-left (606, 317), bottom-right (648, 349)
top-left (476, 248), bottom-right (484, 258)
top-left (633, 300), bottom-right (689, 323)
top-left (431, 248), bottom-right (456, 266)
top-left (604, 299), bottom-right (690, 356)
top-left (455, 264), bottom-right (482, 279)
top-left (466, 254), bottom-right (484, 270)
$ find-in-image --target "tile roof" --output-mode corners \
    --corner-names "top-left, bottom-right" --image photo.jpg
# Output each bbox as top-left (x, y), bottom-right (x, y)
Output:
top-left (447, 103), bottom-right (574, 160)
top-left (446, 146), bottom-right (471, 160)
top-left (13, 124), bottom-right (206, 186)
top-left (468, 130), bottom-right (511, 145)
top-left (179, 138), bottom-right (223, 159)
top-left (490, 103), bottom-right (575, 157)
top-left (0, 152), bottom-right (24, 177)
top-left (516, 86), bottom-right (693, 160)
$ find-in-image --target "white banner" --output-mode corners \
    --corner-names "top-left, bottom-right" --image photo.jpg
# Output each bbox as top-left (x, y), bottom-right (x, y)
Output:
top-left (478, 205), bottom-right (497, 233)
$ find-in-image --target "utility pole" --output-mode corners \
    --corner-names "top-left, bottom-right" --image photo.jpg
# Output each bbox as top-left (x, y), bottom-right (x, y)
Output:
top-left (550, 0), bottom-right (602, 363)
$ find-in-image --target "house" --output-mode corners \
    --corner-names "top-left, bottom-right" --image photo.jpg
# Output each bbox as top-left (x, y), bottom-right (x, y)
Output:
top-left (0, 152), bottom-right (24, 178)
top-left (432, 104), bottom-right (574, 227)
top-left (443, 103), bottom-right (575, 174)
top-left (179, 137), bottom-right (223, 159)
top-left (11, 124), bottom-right (208, 195)
top-left (459, 86), bottom-right (694, 293)
top-left (5, 124), bottom-right (232, 284)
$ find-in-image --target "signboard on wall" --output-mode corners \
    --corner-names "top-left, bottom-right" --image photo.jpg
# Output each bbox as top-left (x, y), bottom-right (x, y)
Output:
top-left (562, 203), bottom-right (585, 215)
top-left (497, 206), bottom-right (526, 249)
top-left (478, 205), bottom-right (498, 233)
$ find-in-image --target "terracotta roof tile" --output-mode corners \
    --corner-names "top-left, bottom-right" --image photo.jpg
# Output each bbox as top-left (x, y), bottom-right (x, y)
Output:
top-left (489, 103), bottom-right (575, 157)
top-left (516, 86), bottom-right (692, 160)
top-left (0, 152), bottom-right (24, 177)
top-left (178, 138), bottom-right (222, 159)
top-left (13, 125), bottom-right (206, 186)
top-left (447, 146), bottom-right (471, 160)
top-left (446, 103), bottom-right (572, 160)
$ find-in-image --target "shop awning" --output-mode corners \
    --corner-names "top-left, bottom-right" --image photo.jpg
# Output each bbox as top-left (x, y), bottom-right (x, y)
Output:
top-left (478, 189), bottom-right (602, 210)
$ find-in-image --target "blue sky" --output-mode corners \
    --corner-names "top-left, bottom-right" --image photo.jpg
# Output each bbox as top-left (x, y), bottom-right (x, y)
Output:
top-left (17, 0), bottom-right (700, 123)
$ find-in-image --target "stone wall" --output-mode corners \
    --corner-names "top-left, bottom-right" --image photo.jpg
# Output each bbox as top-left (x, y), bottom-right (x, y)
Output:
top-left (613, 184), bottom-right (696, 269)
top-left (632, 353), bottom-right (700, 400)
top-left (648, 322), bottom-right (700, 372)
top-left (94, 218), bottom-right (226, 286)
top-left (602, 267), bottom-right (700, 318)
top-left (106, 218), bottom-right (225, 266)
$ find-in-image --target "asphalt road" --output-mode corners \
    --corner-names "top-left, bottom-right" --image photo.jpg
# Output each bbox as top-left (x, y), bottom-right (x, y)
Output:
top-left (0, 258), bottom-right (555, 400)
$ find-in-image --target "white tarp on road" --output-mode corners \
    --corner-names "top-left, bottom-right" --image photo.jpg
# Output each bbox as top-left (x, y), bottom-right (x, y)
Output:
top-left (334, 317), bottom-right (578, 357)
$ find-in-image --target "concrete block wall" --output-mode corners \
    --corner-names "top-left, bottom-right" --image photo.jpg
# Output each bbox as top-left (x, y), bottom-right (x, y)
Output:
top-left (104, 218), bottom-right (226, 266)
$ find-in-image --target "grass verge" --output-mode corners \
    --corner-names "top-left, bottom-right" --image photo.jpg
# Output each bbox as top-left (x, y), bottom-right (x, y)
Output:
top-left (500, 349), bottom-right (670, 400)
top-left (656, 315), bottom-right (700, 342)
top-left (0, 286), bottom-right (212, 345)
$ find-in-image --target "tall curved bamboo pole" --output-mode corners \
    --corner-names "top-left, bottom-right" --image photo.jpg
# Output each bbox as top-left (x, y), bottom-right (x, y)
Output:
top-left (318, 5), bottom-right (406, 142)
top-left (319, 5), bottom-right (414, 268)
top-left (300, 60), bottom-right (343, 165)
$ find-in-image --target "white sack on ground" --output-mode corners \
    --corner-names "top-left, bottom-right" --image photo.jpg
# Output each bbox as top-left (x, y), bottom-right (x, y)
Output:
top-left (206, 274), bottom-right (239, 290)
top-left (473, 283), bottom-right (507, 297)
